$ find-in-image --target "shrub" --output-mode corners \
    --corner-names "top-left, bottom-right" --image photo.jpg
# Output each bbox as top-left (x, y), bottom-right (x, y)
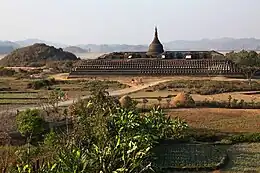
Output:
top-left (84, 80), bottom-right (128, 91)
top-left (0, 67), bottom-right (16, 76)
top-left (194, 99), bottom-right (260, 109)
top-left (43, 129), bottom-right (57, 147)
top-left (16, 109), bottom-right (45, 142)
top-left (228, 133), bottom-right (260, 143)
top-left (172, 92), bottom-right (195, 108)
top-left (27, 78), bottom-right (57, 90)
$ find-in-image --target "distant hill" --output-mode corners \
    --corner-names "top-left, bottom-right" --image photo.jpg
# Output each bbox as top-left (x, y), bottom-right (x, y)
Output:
top-left (0, 41), bottom-right (19, 54)
top-left (75, 38), bottom-right (260, 52)
top-left (15, 39), bottom-right (68, 48)
top-left (164, 38), bottom-right (260, 51)
top-left (77, 44), bottom-right (148, 53)
top-left (0, 43), bottom-right (78, 67)
top-left (64, 46), bottom-right (89, 54)
top-left (0, 39), bottom-right (67, 54)
top-left (0, 46), bottom-right (15, 54)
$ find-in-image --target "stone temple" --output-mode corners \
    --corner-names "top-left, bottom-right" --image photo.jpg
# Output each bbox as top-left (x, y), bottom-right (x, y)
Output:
top-left (69, 27), bottom-right (241, 77)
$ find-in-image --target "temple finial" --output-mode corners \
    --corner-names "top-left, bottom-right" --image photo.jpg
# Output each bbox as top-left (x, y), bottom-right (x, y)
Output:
top-left (155, 26), bottom-right (158, 38)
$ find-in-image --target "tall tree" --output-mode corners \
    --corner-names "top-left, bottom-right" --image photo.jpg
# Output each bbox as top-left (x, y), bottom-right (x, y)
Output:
top-left (226, 50), bottom-right (260, 85)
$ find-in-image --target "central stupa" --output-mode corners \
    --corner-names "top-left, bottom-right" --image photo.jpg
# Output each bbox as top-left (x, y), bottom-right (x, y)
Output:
top-left (146, 27), bottom-right (164, 56)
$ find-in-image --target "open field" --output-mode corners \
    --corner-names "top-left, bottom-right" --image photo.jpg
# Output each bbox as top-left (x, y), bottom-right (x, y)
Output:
top-left (166, 108), bottom-right (260, 133)
top-left (1, 74), bottom-right (260, 172)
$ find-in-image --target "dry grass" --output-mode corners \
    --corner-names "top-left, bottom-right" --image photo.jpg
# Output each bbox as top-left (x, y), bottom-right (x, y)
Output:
top-left (166, 108), bottom-right (260, 133)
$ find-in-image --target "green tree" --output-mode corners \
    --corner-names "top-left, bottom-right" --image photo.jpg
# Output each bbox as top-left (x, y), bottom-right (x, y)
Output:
top-left (15, 109), bottom-right (45, 165)
top-left (48, 88), bottom-right (64, 112)
top-left (227, 50), bottom-right (260, 86)
top-left (16, 109), bottom-right (45, 140)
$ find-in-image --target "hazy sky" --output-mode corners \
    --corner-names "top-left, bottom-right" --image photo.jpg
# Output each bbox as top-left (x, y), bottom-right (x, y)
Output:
top-left (0, 0), bottom-right (259, 45)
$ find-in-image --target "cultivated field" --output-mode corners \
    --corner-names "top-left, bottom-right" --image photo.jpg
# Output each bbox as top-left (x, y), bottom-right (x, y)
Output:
top-left (0, 74), bottom-right (260, 172)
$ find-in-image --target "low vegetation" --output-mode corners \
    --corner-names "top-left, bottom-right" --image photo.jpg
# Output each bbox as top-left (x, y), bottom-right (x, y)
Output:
top-left (133, 94), bottom-right (260, 110)
top-left (0, 67), bottom-right (16, 76)
top-left (153, 144), bottom-right (227, 171)
top-left (84, 79), bottom-right (128, 90)
top-left (2, 86), bottom-right (191, 172)
top-left (148, 80), bottom-right (260, 95)
top-left (27, 78), bottom-right (57, 90)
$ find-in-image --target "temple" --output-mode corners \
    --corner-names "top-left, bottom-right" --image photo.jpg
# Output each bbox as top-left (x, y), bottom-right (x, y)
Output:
top-left (69, 27), bottom-right (241, 77)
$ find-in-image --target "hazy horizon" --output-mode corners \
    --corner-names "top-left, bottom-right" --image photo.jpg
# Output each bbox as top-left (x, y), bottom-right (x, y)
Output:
top-left (1, 0), bottom-right (260, 45)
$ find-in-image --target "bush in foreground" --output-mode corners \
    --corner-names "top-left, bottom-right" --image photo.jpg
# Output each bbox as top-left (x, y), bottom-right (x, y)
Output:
top-left (7, 88), bottom-right (188, 173)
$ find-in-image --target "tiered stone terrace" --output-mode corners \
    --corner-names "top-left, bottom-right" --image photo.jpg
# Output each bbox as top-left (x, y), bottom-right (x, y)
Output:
top-left (69, 58), bottom-right (241, 77)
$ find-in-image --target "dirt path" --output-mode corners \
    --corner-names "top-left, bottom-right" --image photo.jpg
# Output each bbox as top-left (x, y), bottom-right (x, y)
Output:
top-left (49, 73), bottom-right (70, 80)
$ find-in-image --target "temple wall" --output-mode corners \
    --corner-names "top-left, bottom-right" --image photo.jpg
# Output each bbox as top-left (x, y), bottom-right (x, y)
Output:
top-left (69, 59), bottom-right (241, 76)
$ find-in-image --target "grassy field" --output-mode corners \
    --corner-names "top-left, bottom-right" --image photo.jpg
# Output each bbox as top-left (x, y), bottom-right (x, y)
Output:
top-left (166, 108), bottom-right (260, 133)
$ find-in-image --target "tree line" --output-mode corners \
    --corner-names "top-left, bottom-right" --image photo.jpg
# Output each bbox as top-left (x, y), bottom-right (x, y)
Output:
top-left (226, 50), bottom-right (260, 85)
